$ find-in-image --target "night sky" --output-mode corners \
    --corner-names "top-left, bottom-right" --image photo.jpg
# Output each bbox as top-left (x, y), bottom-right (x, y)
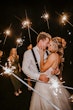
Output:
top-left (0, 1), bottom-right (73, 65)
top-left (0, 1), bottom-right (73, 64)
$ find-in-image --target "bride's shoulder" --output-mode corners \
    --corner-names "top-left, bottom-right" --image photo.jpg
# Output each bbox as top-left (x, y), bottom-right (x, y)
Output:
top-left (48, 53), bottom-right (56, 58)
top-left (47, 53), bottom-right (58, 62)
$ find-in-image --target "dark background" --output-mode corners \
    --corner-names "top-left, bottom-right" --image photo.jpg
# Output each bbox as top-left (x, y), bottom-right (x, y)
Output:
top-left (0, 0), bottom-right (73, 110)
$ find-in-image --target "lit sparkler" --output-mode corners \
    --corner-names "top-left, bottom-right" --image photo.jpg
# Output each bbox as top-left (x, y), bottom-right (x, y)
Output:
top-left (0, 62), bottom-right (73, 107)
top-left (22, 19), bottom-right (32, 28)
top-left (15, 14), bottom-right (38, 45)
top-left (0, 63), bottom-right (60, 110)
top-left (22, 18), bottom-right (38, 43)
top-left (1, 62), bottom-right (73, 92)
top-left (22, 18), bottom-right (32, 43)
top-left (61, 14), bottom-right (68, 24)
top-left (3, 24), bottom-right (12, 45)
top-left (22, 19), bottom-right (38, 33)
top-left (41, 12), bottom-right (49, 20)
top-left (56, 12), bottom-right (73, 27)
top-left (3, 29), bottom-right (11, 45)
top-left (41, 12), bottom-right (50, 30)
top-left (0, 62), bottom-right (16, 76)
top-left (16, 38), bottom-right (24, 48)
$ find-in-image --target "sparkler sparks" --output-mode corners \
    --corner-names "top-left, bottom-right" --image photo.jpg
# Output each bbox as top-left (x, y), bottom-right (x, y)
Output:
top-left (41, 12), bottom-right (50, 30)
top-left (3, 23), bottom-right (12, 46)
top-left (0, 63), bottom-right (60, 110)
top-left (3, 29), bottom-right (11, 45)
top-left (22, 19), bottom-right (32, 29)
top-left (22, 19), bottom-right (32, 43)
top-left (0, 62), bottom-right (73, 109)
top-left (61, 14), bottom-right (68, 24)
top-left (0, 62), bottom-right (16, 75)
top-left (41, 12), bottom-right (49, 20)
top-left (4, 29), bottom-right (11, 36)
top-left (16, 38), bottom-right (24, 47)
top-left (56, 11), bottom-right (73, 27)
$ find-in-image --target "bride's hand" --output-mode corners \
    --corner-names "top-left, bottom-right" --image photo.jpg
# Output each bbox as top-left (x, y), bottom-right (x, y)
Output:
top-left (39, 48), bottom-right (44, 57)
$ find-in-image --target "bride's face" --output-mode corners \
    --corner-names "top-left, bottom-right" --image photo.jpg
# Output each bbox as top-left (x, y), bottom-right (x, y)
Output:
top-left (48, 40), bottom-right (57, 52)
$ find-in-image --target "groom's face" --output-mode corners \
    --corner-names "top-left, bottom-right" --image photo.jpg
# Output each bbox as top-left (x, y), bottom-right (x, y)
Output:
top-left (41, 38), bottom-right (50, 50)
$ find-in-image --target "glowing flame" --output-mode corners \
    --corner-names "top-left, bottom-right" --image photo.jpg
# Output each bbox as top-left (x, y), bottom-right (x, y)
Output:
top-left (41, 13), bottom-right (49, 20)
top-left (22, 19), bottom-right (32, 28)
top-left (4, 29), bottom-right (11, 36)
top-left (61, 15), bottom-right (67, 23)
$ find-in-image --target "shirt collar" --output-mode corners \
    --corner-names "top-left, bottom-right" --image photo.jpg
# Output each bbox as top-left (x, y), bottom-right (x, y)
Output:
top-left (35, 46), bottom-right (40, 51)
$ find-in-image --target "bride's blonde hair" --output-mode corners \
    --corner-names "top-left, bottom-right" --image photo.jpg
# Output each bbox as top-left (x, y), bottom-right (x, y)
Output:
top-left (51, 38), bottom-right (66, 57)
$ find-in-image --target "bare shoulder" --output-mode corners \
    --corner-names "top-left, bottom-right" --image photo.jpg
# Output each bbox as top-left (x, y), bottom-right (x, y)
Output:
top-left (48, 53), bottom-right (59, 60)
top-left (48, 53), bottom-right (57, 58)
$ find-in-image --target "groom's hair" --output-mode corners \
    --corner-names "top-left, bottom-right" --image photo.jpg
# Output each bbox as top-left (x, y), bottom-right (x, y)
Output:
top-left (37, 32), bottom-right (52, 43)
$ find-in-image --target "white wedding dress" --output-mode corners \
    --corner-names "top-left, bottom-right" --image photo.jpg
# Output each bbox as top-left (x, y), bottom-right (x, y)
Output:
top-left (29, 67), bottom-right (71, 110)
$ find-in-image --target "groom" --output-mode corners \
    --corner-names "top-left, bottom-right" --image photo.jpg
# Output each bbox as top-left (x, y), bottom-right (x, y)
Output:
top-left (22, 32), bottom-right (52, 84)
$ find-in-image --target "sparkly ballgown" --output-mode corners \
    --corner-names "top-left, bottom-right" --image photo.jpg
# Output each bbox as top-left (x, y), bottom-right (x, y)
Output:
top-left (29, 67), bottom-right (71, 110)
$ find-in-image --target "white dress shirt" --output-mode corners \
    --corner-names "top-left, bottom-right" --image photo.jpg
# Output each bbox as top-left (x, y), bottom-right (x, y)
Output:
top-left (22, 46), bottom-right (49, 80)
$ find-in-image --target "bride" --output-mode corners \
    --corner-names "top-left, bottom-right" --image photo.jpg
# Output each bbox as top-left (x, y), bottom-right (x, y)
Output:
top-left (29, 38), bottom-right (72, 110)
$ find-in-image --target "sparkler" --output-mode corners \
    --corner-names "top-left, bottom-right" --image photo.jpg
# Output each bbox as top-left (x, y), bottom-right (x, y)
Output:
top-left (41, 12), bottom-right (50, 30)
top-left (0, 62), bottom-right (73, 108)
top-left (3, 24), bottom-right (12, 45)
top-left (0, 63), bottom-right (60, 110)
top-left (22, 19), bottom-right (38, 44)
top-left (3, 29), bottom-right (11, 45)
top-left (56, 12), bottom-right (73, 27)
top-left (1, 61), bottom-right (73, 92)
top-left (15, 15), bottom-right (38, 35)
top-left (15, 13), bottom-right (38, 45)
top-left (22, 10), bottom-right (38, 44)
top-left (22, 18), bottom-right (32, 43)
top-left (16, 38), bottom-right (24, 48)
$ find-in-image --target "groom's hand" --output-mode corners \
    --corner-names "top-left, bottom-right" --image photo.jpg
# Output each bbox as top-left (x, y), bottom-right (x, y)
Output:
top-left (39, 74), bottom-right (49, 83)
